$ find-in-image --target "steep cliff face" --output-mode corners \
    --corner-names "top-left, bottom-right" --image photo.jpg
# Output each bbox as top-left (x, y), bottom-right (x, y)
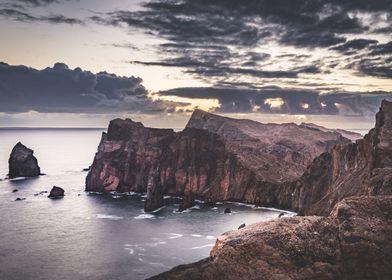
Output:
top-left (291, 100), bottom-right (392, 216)
top-left (86, 112), bottom-right (353, 211)
top-left (85, 118), bottom-right (175, 193)
top-left (187, 109), bottom-right (353, 183)
top-left (149, 195), bottom-right (392, 280)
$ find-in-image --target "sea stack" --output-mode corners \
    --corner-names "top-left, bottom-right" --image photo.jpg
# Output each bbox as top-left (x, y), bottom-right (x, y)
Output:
top-left (144, 167), bottom-right (164, 213)
top-left (8, 142), bottom-right (41, 179)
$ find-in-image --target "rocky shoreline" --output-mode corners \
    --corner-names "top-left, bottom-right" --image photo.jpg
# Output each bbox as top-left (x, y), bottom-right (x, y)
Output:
top-left (85, 101), bottom-right (392, 279)
top-left (149, 195), bottom-right (392, 280)
top-left (148, 101), bottom-right (392, 279)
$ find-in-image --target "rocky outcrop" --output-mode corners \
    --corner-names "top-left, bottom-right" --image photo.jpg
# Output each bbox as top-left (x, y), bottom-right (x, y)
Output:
top-left (149, 195), bottom-right (392, 280)
top-left (144, 166), bottom-right (164, 212)
top-left (48, 186), bottom-right (64, 198)
top-left (86, 118), bottom-right (175, 194)
top-left (86, 112), bottom-right (353, 211)
top-left (8, 142), bottom-right (41, 179)
top-left (285, 100), bottom-right (392, 216)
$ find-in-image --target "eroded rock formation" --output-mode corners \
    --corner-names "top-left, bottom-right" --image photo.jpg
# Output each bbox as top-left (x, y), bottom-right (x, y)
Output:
top-left (8, 142), bottom-right (41, 179)
top-left (287, 100), bottom-right (392, 215)
top-left (149, 196), bottom-right (392, 280)
top-left (86, 111), bottom-right (354, 211)
top-left (144, 166), bottom-right (164, 212)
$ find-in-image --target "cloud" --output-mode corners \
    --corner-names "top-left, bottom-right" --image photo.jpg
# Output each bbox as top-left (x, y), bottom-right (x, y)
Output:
top-left (331, 39), bottom-right (379, 54)
top-left (0, 62), bottom-right (183, 114)
top-left (91, 0), bottom-right (392, 86)
top-left (158, 86), bottom-right (392, 116)
top-left (15, 0), bottom-right (57, 5)
top-left (0, 8), bottom-right (84, 24)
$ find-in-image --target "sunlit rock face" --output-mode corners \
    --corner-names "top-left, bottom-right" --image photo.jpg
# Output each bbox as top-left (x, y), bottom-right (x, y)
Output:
top-left (8, 142), bottom-right (41, 179)
top-left (148, 196), bottom-right (392, 280)
top-left (289, 100), bottom-right (392, 216)
top-left (85, 110), bottom-right (353, 211)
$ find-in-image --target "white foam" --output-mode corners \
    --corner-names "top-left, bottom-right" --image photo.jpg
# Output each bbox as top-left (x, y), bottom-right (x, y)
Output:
top-left (206, 235), bottom-right (215, 240)
top-left (190, 244), bottom-right (215, 249)
top-left (134, 214), bottom-right (155, 220)
top-left (166, 233), bottom-right (183, 239)
top-left (9, 177), bottom-right (28, 181)
top-left (145, 205), bottom-right (165, 213)
top-left (96, 214), bottom-right (124, 220)
top-left (124, 248), bottom-right (135, 255)
top-left (146, 241), bottom-right (167, 247)
top-left (191, 234), bottom-right (202, 238)
top-left (148, 262), bottom-right (171, 269)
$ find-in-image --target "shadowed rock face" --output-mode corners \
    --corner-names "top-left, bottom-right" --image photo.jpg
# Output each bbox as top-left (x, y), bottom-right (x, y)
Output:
top-left (148, 196), bottom-right (392, 280)
top-left (8, 142), bottom-right (41, 179)
top-left (85, 113), bottom-right (352, 211)
top-left (144, 166), bottom-right (164, 213)
top-left (289, 100), bottom-right (392, 215)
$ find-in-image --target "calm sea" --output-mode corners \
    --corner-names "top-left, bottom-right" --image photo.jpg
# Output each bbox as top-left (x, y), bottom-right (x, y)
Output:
top-left (0, 128), bottom-right (286, 280)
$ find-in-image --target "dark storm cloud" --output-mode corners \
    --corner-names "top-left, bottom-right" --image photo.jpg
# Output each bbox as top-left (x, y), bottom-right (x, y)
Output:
top-left (92, 0), bottom-right (392, 83)
top-left (2, 0), bottom-right (70, 7)
top-left (0, 8), bottom-right (84, 24)
top-left (0, 62), bottom-right (180, 114)
top-left (331, 39), bottom-right (379, 54)
top-left (159, 86), bottom-right (392, 116)
top-left (14, 0), bottom-right (60, 5)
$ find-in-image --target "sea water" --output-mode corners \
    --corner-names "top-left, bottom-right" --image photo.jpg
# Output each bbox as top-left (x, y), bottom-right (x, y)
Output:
top-left (0, 128), bottom-right (296, 279)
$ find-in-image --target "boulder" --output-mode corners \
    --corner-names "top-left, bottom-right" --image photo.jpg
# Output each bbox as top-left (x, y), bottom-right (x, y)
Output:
top-left (8, 142), bottom-right (41, 179)
top-left (237, 223), bottom-right (245, 229)
top-left (48, 186), bottom-right (64, 198)
top-left (224, 207), bottom-right (231, 214)
top-left (148, 196), bottom-right (392, 280)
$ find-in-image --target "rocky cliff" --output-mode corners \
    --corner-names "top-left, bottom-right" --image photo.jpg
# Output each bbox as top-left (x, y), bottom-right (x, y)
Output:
top-left (85, 112), bottom-right (354, 211)
top-left (149, 195), bottom-right (392, 280)
top-left (288, 100), bottom-right (392, 216)
top-left (8, 142), bottom-right (41, 179)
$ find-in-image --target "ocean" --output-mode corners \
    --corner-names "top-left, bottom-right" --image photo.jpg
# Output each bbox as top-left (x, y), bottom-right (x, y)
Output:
top-left (0, 128), bottom-right (286, 280)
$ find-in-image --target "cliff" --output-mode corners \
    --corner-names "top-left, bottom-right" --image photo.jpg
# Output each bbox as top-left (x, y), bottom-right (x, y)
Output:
top-left (85, 112), bottom-right (354, 211)
top-left (290, 100), bottom-right (392, 215)
top-left (149, 195), bottom-right (392, 280)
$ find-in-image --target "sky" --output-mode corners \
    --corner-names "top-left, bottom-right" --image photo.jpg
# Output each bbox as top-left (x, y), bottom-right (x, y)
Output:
top-left (0, 0), bottom-right (391, 129)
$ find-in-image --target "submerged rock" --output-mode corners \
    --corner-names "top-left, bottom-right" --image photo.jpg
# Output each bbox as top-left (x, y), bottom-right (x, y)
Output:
top-left (12, 189), bottom-right (18, 193)
top-left (144, 166), bottom-right (164, 213)
top-left (149, 196), bottom-right (392, 280)
top-left (8, 142), bottom-right (41, 179)
top-left (224, 208), bottom-right (231, 214)
top-left (34, 191), bottom-right (48, 196)
top-left (15, 197), bottom-right (25, 201)
top-left (48, 186), bottom-right (64, 198)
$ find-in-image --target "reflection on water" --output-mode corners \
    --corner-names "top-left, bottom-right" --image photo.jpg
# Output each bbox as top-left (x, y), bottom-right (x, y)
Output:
top-left (0, 129), bottom-right (285, 280)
